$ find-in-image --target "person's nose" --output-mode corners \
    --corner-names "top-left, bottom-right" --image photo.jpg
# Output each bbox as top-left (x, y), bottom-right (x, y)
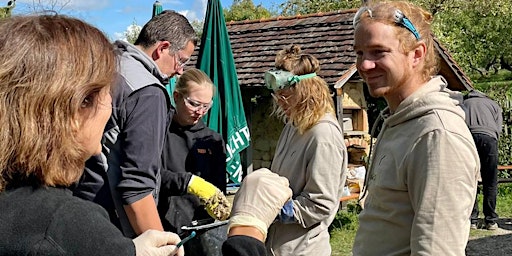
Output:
top-left (194, 107), bottom-right (208, 115)
top-left (357, 58), bottom-right (376, 72)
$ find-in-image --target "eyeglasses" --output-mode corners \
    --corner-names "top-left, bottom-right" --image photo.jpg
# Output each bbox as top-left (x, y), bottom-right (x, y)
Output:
top-left (353, 6), bottom-right (421, 40)
top-left (183, 96), bottom-right (212, 112)
top-left (173, 51), bottom-right (190, 69)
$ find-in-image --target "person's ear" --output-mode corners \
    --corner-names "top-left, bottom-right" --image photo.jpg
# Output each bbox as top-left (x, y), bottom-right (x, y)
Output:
top-left (71, 117), bottom-right (81, 134)
top-left (152, 40), bottom-right (171, 60)
top-left (173, 91), bottom-right (180, 102)
top-left (411, 41), bottom-right (426, 68)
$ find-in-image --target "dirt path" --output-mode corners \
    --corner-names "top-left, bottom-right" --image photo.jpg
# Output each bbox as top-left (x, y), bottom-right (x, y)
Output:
top-left (466, 219), bottom-right (512, 256)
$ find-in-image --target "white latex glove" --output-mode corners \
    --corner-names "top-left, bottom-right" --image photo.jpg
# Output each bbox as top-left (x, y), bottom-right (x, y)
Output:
top-left (132, 229), bottom-right (184, 256)
top-left (228, 168), bottom-right (292, 240)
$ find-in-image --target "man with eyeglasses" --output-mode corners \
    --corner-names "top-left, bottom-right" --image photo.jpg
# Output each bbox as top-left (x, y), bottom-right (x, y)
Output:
top-left (74, 10), bottom-right (198, 238)
top-left (352, 1), bottom-right (479, 255)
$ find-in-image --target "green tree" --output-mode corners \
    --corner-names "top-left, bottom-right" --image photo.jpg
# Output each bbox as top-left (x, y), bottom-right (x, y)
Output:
top-left (223, 0), bottom-right (273, 22)
top-left (191, 19), bottom-right (204, 38)
top-left (279, 0), bottom-right (359, 16)
top-left (0, 0), bottom-right (15, 19)
top-left (122, 20), bottom-right (141, 44)
top-left (428, 0), bottom-right (512, 77)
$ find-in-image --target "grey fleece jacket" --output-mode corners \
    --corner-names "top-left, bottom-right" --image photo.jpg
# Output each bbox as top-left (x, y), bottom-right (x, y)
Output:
top-left (353, 76), bottom-right (479, 256)
top-left (75, 40), bottom-right (172, 238)
top-left (464, 90), bottom-right (503, 140)
top-left (266, 113), bottom-right (347, 256)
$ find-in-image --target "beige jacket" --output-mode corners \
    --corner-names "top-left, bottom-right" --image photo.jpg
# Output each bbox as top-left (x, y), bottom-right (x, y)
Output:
top-left (266, 113), bottom-right (347, 256)
top-left (353, 76), bottom-right (480, 256)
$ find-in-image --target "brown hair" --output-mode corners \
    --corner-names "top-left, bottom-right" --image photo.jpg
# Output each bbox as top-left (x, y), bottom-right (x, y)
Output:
top-left (354, 1), bottom-right (439, 80)
top-left (135, 10), bottom-right (198, 52)
top-left (272, 45), bottom-right (335, 134)
top-left (0, 15), bottom-right (116, 191)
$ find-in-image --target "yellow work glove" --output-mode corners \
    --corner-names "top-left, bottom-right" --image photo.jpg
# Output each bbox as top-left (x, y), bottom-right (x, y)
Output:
top-left (187, 175), bottom-right (231, 221)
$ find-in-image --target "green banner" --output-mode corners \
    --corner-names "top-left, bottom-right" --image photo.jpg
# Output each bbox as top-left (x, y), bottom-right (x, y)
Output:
top-left (196, 0), bottom-right (250, 183)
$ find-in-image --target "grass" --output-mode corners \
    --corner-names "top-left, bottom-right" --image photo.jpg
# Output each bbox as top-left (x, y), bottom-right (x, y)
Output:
top-left (330, 183), bottom-right (512, 255)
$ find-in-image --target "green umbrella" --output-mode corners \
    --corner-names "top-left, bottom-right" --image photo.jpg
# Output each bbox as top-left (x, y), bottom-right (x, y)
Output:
top-left (152, 1), bottom-right (162, 17)
top-left (197, 0), bottom-right (250, 184)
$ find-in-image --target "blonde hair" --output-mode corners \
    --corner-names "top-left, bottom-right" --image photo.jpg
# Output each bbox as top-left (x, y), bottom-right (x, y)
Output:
top-left (354, 1), bottom-right (439, 81)
top-left (174, 68), bottom-right (215, 96)
top-left (272, 45), bottom-right (335, 134)
top-left (0, 15), bottom-right (116, 191)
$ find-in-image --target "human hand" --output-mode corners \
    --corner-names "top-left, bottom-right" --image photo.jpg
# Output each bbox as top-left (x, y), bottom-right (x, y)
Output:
top-left (132, 230), bottom-right (184, 256)
top-left (187, 175), bottom-right (231, 220)
top-left (228, 168), bottom-right (292, 240)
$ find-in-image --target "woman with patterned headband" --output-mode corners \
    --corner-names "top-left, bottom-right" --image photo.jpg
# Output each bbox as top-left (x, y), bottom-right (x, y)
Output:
top-left (227, 44), bottom-right (347, 256)
top-left (352, 1), bottom-right (478, 255)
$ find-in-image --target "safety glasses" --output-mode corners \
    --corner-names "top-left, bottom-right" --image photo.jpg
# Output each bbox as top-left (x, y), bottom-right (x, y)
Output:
top-left (174, 52), bottom-right (190, 69)
top-left (353, 6), bottom-right (421, 40)
top-left (183, 96), bottom-right (212, 112)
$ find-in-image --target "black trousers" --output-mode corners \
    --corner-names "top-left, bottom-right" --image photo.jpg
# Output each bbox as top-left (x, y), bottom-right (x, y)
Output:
top-left (470, 133), bottom-right (499, 224)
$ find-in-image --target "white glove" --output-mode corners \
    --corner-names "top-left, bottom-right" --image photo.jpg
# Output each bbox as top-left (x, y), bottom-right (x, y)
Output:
top-left (228, 168), bottom-right (292, 240)
top-left (132, 229), bottom-right (184, 256)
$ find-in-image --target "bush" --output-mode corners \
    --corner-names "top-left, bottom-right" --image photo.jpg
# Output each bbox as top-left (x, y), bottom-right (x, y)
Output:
top-left (329, 202), bottom-right (361, 233)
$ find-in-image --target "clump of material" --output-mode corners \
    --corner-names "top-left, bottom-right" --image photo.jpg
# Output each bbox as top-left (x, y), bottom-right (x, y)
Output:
top-left (204, 191), bottom-right (232, 220)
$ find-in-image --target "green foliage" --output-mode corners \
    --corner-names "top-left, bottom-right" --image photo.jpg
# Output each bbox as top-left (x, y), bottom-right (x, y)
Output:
top-left (122, 20), bottom-right (141, 44)
top-left (329, 202), bottom-right (360, 232)
top-left (279, 0), bottom-right (358, 16)
top-left (329, 201), bottom-right (360, 255)
top-left (0, 0), bottom-right (15, 19)
top-left (431, 1), bottom-right (512, 79)
top-left (223, 0), bottom-right (274, 22)
top-left (330, 228), bottom-right (356, 256)
top-left (191, 19), bottom-right (204, 38)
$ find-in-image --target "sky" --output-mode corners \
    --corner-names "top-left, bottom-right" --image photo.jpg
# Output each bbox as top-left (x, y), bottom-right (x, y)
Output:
top-left (11, 0), bottom-right (285, 41)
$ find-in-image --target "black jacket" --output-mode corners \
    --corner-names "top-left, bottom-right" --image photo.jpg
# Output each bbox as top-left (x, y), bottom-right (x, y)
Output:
top-left (222, 236), bottom-right (267, 256)
top-left (0, 186), bottom-right (134, 255)
top-left (158, 119), bottom-right (226, 234)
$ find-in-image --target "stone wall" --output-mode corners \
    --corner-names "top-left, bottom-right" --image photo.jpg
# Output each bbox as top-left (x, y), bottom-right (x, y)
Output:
top-left (250, 96), bottom-right (284, 170)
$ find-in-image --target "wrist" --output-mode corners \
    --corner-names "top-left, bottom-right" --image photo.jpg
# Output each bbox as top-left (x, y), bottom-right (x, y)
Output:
top-left (278, 199), bottom-right (295, 223)
top-left (228, 226), bottom-right (265, 242)
top-left (228, 215), bottom-right (268, 240)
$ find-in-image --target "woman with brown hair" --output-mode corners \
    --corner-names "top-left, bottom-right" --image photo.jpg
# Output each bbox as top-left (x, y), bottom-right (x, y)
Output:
top-left (0, 15), bottom-right (183, 255)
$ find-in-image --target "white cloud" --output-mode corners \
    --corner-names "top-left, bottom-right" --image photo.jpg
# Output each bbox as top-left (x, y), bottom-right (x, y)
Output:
top-left (113, 31), bottom-right (125, 41)
top-left (115, 23), bottom-right (142, 41)
top-left (182, 0), bottom-right (207, 22)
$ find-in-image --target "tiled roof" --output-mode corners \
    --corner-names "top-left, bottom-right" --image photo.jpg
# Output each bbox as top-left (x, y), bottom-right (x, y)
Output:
top-left (433, 38), bottom-right (473, 90)
top-left (225, 10), bottom-right (357, 88)
top-left (189, 9), bottom-right (472, 91)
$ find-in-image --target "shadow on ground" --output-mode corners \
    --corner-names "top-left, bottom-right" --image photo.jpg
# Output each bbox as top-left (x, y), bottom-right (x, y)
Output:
top-left (466, 219), bottom-right (512, 256)
top-left (466, 234), bottom-right (512, 255)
